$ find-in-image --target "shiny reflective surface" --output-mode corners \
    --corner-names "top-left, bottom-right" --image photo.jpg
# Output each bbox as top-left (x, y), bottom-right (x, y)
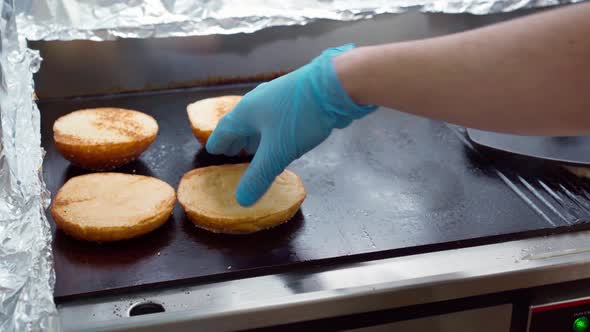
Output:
top-left (468, 129), bottom-right (590, 165)
top-left (15, 0), bottom-right (566, 41)
top-left (0, 1), bottom-right (57, 330)
top-left (58, 230), bottom-right (590, 331)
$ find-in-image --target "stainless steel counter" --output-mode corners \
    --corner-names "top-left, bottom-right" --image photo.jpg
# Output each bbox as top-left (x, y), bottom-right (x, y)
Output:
top-left (58, 229), bottom-right (590, 331)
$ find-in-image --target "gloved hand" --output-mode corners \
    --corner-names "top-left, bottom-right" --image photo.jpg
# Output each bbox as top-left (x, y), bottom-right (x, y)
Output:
top-left (206, 44), bottom-right (377, 206)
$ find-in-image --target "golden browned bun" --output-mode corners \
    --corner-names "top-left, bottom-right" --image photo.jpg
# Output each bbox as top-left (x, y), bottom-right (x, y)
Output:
top-left (53, 108), bottom-right (158, 170)
top-left (186, 96), bottom-right (242, 145)
top-left (177, 163), bottom-right (306, 234)
top-left (51, 173), bottom-right (175, 242)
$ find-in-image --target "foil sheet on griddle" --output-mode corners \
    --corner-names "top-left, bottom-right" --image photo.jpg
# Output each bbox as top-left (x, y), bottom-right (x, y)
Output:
top-left (15, 0), bottom-right (585, 41)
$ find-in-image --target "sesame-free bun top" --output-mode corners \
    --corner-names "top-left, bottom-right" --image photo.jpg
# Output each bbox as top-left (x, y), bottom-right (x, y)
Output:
top-left (177, 163), bottom-right (306, 234)
top-left (51, 173), bottom-right (175, 242)
top-left (53, 108), bottom-right (158, 170)
top-left (186, 96), bottom-right (242, 144)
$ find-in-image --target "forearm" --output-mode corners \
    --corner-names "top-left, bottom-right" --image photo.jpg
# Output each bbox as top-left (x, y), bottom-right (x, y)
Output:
top-left (335, 3), bottom-right (590, 135)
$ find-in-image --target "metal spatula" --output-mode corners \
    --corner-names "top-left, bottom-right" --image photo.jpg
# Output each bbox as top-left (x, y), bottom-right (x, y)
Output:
top-left (467, 129), bottom-right (590, 165)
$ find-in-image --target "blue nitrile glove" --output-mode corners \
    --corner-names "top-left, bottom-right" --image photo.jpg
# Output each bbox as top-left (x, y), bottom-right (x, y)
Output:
top-left (206, 44), bottom-right (377, 206)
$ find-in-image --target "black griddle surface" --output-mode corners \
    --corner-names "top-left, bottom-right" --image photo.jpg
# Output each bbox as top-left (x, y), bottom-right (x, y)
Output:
top-left (40, 85), bottom-right (583, 300)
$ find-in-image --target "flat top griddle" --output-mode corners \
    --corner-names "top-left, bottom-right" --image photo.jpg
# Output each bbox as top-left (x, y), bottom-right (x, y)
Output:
top-left (40, 84), bottom-right (590, 301)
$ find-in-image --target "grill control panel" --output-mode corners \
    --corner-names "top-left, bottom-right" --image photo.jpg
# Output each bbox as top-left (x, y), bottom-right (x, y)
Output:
top-left (529, 297), bottom-right (590, 332)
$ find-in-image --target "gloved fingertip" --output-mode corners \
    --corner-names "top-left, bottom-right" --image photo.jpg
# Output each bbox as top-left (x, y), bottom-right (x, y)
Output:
top-left (235, 186), bottom-right (260, 207)
top-left (206, 127), bottom-right (234, 155)
top-left (205, 137), bottom-right (220, 154)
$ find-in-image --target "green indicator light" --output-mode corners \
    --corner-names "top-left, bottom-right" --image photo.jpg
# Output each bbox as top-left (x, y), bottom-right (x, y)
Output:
top-left (574, 316), bottom-right (590, 332)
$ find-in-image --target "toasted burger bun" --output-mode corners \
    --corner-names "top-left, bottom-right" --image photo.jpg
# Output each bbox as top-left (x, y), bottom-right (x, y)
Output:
top-left (53, 108), bottom-right (158, 170)
top-left (177, 163), bottom-right (306, 234)
top-left (51, 173), bottom-right (175, 242)
top-left (186, 96), bottom-right (242, 145)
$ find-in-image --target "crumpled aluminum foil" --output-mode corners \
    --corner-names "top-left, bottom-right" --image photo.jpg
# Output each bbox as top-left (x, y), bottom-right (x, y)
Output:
top-left (0, 0), bottom-right (58, 331)
top-left (15, 0), bottom-right (584, 42)
top-left (0, 0), bottom-right (583, 330)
